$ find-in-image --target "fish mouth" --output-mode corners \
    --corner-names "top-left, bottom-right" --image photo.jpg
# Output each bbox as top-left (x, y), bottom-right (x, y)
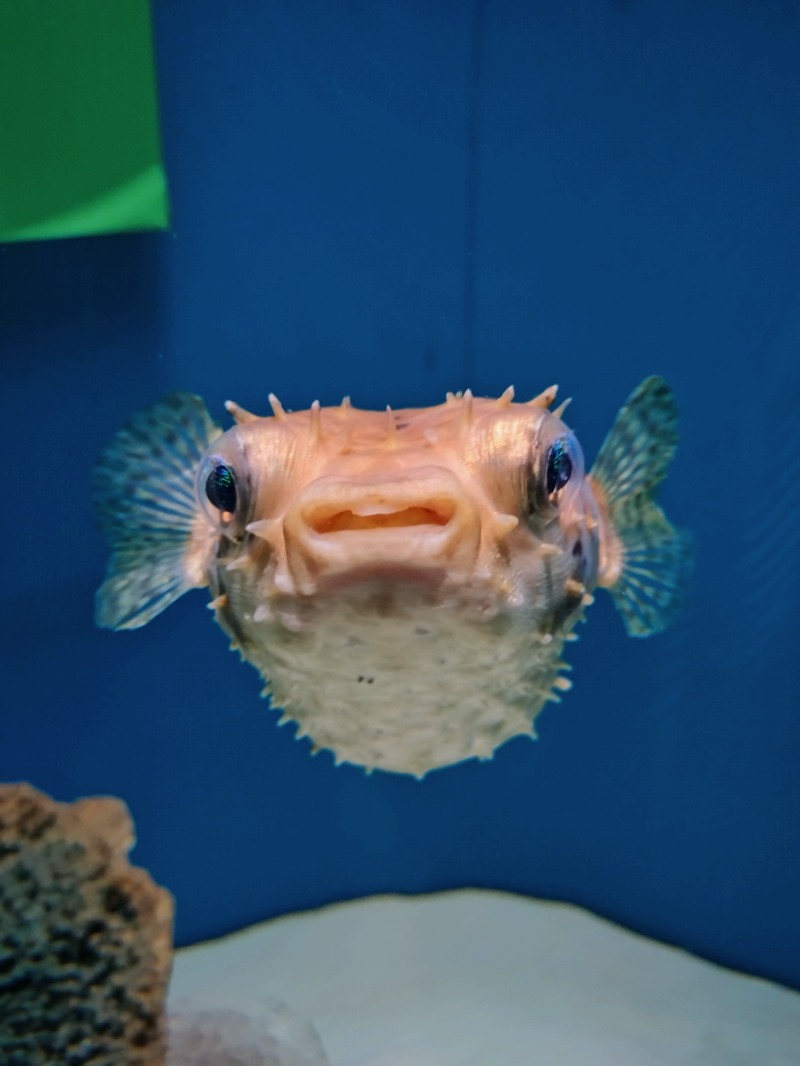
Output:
top-left (283, 469), bottom-right (480, 584)
top-left (309, 501), bottom-right (454, 534)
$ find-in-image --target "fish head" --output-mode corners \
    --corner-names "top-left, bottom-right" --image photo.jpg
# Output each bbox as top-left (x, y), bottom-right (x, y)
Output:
top-left (197, 391), bottom-right (602, 624)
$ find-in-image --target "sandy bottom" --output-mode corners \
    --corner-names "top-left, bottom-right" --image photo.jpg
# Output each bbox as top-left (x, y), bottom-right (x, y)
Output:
top-left (167, 889), bottom-right (800, 1065)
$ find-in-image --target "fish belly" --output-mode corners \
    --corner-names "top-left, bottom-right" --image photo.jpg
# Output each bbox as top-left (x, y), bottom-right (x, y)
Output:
top-left (223, 590), bottom-right (570, 776)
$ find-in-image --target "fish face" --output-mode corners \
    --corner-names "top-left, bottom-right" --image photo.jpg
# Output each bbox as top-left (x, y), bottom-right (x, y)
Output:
top-left (198, 398), bottom-right (599, 626)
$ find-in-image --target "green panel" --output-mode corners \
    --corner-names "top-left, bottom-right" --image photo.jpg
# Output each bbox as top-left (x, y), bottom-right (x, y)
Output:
top-left (0, 0), bottom-right (169, 242)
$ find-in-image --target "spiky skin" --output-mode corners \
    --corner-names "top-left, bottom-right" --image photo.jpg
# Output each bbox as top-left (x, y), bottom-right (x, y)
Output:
top-left (94, 380), bottom-right (689, 777)
top-left (203, 392), bottom-right (600, 775)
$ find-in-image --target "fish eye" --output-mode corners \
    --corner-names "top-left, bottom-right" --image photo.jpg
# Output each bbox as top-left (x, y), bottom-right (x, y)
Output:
top-left (205, 462), bottom-right (237, 516)
top-left (197, 443), bottom-right (252, 539)
top-left (546, 439), bottom-right (573, 496)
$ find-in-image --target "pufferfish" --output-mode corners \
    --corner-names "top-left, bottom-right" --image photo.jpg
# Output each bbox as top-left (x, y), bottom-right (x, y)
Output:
top-left (93, 377), bottom-right (691, 777)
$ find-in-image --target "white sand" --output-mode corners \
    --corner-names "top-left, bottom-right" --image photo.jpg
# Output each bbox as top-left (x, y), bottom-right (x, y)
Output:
top-left (168, 890), bottom-right (800, 1065)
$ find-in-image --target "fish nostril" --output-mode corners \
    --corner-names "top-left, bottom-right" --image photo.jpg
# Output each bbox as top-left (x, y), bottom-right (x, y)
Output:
top-left (311, 504), bottom-right (453, 534)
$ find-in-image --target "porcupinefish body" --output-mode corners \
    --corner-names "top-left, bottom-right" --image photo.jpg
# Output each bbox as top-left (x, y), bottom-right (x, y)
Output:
top-left (93, 378), bottom-right (690, 776)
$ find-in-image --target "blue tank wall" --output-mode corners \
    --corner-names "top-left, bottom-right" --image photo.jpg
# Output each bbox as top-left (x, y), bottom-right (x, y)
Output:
top-left (1, 0), bottom-right (799, 988)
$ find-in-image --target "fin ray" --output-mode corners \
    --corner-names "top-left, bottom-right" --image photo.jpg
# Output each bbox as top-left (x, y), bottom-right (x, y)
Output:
top-left (591, 377), bottom-right (691, 637)
top-left (609, 523), bottom-right (693, 635)
top-left (93, 393), bottom-right (221, 629)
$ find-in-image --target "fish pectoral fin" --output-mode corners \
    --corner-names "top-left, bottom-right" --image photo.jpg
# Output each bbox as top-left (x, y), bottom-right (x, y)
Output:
top-left (590, 376), bottom-right (692, 637)
top-left (93, 393), bottom-right (220, 629)
top-left (95, 531), bottom-right (211, 629)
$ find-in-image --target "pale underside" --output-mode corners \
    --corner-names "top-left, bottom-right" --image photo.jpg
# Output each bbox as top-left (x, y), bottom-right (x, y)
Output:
top-left (214, 581), bottom-right (582, 776)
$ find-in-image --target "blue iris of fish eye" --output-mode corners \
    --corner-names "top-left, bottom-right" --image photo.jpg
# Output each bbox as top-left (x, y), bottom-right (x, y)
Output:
top-left (546, 439), bottom-right (573, 495)
top-left (205, 462), bottom-right (237, 514)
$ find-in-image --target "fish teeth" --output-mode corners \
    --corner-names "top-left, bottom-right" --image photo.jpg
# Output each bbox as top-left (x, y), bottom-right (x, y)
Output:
top-left (495, 385), bottom-right (515, 407)
top-left (268, 393), bottom-right (287, 419)
top-left (206, 594), bottom-right (228, 611)
top-left (552, 397), bottom-right (572, 419)
top-left (565, 578), bottom-right (585, 597)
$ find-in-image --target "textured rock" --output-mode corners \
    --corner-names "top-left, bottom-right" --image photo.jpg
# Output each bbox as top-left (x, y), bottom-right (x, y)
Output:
top-left (0, 783), bottom-right (174, 1065)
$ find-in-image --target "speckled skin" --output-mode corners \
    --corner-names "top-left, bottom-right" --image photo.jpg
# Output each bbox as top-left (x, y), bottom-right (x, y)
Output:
top-left (198, 392), bottom-right (608, 775)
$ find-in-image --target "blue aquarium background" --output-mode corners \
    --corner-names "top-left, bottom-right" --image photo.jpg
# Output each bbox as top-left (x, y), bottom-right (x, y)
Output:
top-left (2, 1), bottom-right (799, 989)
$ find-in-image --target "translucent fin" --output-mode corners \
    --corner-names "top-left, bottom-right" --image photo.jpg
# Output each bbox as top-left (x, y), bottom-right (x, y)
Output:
top-left (93, 393), bottom-right (221, 629)
top-left (591, 377), bottom-right (692, 636)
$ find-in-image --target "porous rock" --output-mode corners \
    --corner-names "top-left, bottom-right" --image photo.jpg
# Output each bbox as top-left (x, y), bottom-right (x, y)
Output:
top-left (0, 782), bottom-right (174, 1065)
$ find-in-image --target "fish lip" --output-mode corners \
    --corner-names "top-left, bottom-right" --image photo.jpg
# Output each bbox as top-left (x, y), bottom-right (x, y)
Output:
top-left (312, 564), bottom-right (449, 595)
top-left (307, 503), bottom-right (454, 534)
top-left (294, 469), bottom-right (465, 537)
top-left (283, 468), bottom-right (481, 579)
top-left (299, 477), bottom-right (458, 535)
